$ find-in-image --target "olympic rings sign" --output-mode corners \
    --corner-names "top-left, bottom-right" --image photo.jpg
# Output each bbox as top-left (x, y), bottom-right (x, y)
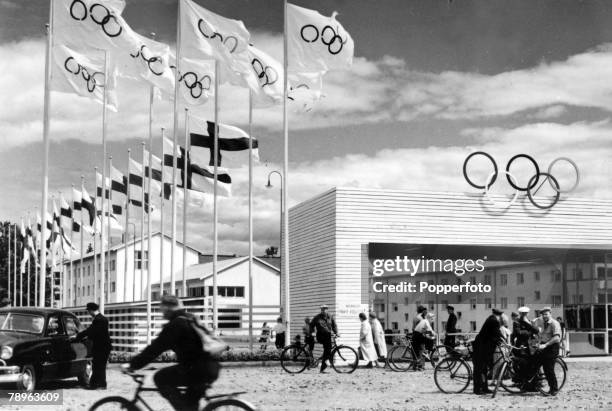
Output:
top-left (64, 57), bottom-right (105, 93)
top-left (179, 71), bottom-right (212, 99)
top-left (70, 0), bottom-right (123, 38)
top-left (300, 24), bottom-right (348, 55)
top-left (197, 19), bottom-right (238, 53)
top-left (130, 45), bottom-right (166, 77)
top-left (251, 58), bottom-right (278, 88)
top-left (463, 152), bottom-right (580, 210)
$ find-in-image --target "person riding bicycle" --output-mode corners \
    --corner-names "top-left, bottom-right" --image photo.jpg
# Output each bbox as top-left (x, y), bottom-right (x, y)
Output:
top-left (122, 295), bottom-right (220, 411)
top-left (413, 311), bottom-right (436, 370)
top-left (309, 304), bottom-right (338, 373)
top-left (532, 307), bottom-right (562, 395)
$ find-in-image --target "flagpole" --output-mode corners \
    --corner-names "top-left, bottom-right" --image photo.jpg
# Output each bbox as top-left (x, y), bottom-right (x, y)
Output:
top-left (170, 0), bottom-right (182, 298)
top-left (40, 0), bottom-right (54, 307)
top-left (14, 224), bottom-right (18, 306)
top-left (100, 48), bottom-right (109, 314)
top-left (181, 108), bottom-right (189, 298)
top-left (93, 166), bottom-right (98, 304)
top-left (146, 85), bottom-right (155, 343)
top-left (80, 176), bottom-right (84, 306)
top-left (69, 186), bottom-right (74, 307)
top-left (248, 90), bottom-right (254, 351)
top-left (160, 128), bottom-right (166, 296)
top-left (212, 60), bottom-right (219, 331)
top-left (125, 149), bottom-right (130, 302)
top-left (59, 191), bottom-right (65, 308)
top-left (282, 0), bottom-right (291, 342)
top-left (140, 142), bottom-right (146, 301)
top-left (50, 196), bottom-right (56, 308)
top-left (106, 155), bottom-right (112, 309)
top-left (27, 213), bottom-right (31, 306)
top-left (7, 224), bottom-right (11, 304)
top-left (19, 218), bottom-right (23, 307)
top-left (34, 212), bottom-right (38, 306)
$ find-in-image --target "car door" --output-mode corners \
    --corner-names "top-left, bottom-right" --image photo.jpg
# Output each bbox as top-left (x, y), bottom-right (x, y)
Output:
top-left (62, 315), bottom-right (89, 376)
top-left (44, 314), bottom-right (71, 380)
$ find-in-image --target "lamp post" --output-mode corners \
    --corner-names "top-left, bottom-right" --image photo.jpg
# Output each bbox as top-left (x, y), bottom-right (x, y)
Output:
top-left (266, 171), bottom-right (283, 319)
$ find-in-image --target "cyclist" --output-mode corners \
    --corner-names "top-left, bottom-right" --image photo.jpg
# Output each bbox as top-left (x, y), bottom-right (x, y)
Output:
top-left (310, 304), bottom-right (338, 373)
top-left (413, 310), bottom-right (436, 370)
top-left (122, 295), bottom-right (220, 411)
top-left (532, 307), bottom-right (562, 395)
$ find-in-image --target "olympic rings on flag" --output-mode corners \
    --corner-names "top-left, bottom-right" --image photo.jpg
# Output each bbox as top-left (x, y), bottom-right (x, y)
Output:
top-left (251, 58), bottom-right (278, 87)
top-left (69, 0), bottom-right (123, 38)
top-left (64, 57), bottom-right (105, 93)
top-left (130, 45), bottom-right (166, 76)
top-left (300, 24), bottom-right (347, 55)
top-left (287, 83), bottom-right (311, 101)
top-left (179, 71), bottom-right (212, 99)
top-left (463, 151), bottom-right (580, 210)
top-left (197, 19), bottom-right (238, 53)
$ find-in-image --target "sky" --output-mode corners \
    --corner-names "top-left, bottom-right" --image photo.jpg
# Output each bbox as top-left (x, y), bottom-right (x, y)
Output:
top-left (1, 0), bottom-right (612, 256)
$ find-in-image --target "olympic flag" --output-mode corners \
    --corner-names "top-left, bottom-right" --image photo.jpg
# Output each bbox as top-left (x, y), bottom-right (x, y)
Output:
top-left (52, 44), bottom-right (118, 110)
top-left (246, 45), bottom-right (284, 107)
top-left (175, 57), bottom-right (216, 106)
top-left (287, 3), bottom-right (354, 72)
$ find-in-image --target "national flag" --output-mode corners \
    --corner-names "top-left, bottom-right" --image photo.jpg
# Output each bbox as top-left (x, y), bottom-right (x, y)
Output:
top-left (60, 193), bottom-right (72, 219)
top-left (96, 172), bottom-right (111, 201)
top-left (179, 0), bottom-right (251, 86)
top-left (72, 220), bottom-right (81, 233)
top-left (144, 149), bottom-right (163, 183)
top-left (20, 219), bottom-right (29, 274)
top-left (81, 187), bottom-right (96, 226)
top-left (287, 3), bottom-right (354, 72)
top-left (128, 159), bottom-right (154, 212)
top-left (52, 44), bottom-right (118, 111)
top-left (189, 115), bottom-right (259, 168)
top-left (72, 187), bottom-right (82, 211)
top-left (110, 165), bottom-right (127, 195)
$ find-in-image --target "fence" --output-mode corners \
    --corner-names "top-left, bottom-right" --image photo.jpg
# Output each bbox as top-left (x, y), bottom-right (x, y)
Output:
top-left (66, 297), bottom-right (281, 352)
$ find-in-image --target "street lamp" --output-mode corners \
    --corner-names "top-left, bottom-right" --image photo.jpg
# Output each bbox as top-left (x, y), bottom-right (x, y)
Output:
top-left (266, 170), bottom-right (283, 317)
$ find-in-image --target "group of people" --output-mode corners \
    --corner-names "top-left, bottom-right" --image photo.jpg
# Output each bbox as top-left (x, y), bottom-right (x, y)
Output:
top-left (471, 306), bottom-right (562, 396)
top-left (358, 311), bottom-right (387, 368)
top-left (258, 317), bottom-right (286, 351)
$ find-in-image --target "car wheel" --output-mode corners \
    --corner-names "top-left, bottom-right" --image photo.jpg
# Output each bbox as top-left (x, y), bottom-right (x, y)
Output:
top-left (19, 365), bottom-right (36, 392)
top-left (78, 360), bottom-right (93, 386)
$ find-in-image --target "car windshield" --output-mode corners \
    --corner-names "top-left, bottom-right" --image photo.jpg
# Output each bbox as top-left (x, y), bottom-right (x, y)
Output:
top-left (0, 313), bottom-right (45, 334)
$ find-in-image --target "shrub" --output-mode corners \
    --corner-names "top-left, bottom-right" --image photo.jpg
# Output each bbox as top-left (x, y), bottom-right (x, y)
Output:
top-left (108, 348), bottom-right (281, 363)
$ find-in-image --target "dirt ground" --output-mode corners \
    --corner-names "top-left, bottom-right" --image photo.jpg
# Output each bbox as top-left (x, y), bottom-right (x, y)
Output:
top-left (2, 359), bottom-right (611, 410)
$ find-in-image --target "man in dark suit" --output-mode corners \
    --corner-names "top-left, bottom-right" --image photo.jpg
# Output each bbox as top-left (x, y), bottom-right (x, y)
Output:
top-left (472, 308), bottom-right (503, 394)
top-left (76, 302), bottom-right (112, 389)
top-left (443, 305), bottom-right (458, 347)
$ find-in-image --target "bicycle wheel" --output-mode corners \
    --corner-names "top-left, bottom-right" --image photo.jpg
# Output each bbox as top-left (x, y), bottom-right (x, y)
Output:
top-left (389, 345), bottom-right (418, 372)
top-left (434, 358), bottom-right (471, 394)
top-left (331, 345), bottom-right (358, 374)
top-left (280, 345), bottom-right (309, 374)
top-left (88, 396), bottom-right (139, 411)
top-left (537, 358), bottom-right (567, 395)
top-left (499, 361), bottom-right (523, 394)
top-left (203, 397), bottom-right (256, 411)
top-left (431, 345), bottom-right (451, 369)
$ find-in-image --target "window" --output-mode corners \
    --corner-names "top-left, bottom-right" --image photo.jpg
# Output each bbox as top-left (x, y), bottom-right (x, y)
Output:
top-left (517, 272), bottom-right (524, 284)
top-left (404, 313), bottom-right (409, 322)
top-left (392, 322), bottom-right (399, 330)
top-left (517, 297), bottom-right (525, 307)
top-left (428, 301), bottom-right (434, 311)
top-left (135, 250), bottom-right (149, 269)
top-left (470, 298), bottom-right (477, 310)
top-left (484, 298), bottom-right (492, 309)
top-left (392, 303), bottom-right (398, 312)
top-left (500, 274), bottom-right (507, 286)
top-left (110, 260), bottom-right (116, 271)
top-left (47, 315), bottom-right (64, 336)
top-left (82, 286), bottom-right (85, 296)
top-left (63, 316), bottom-right (79, 336)
top-left (189, 287), bottom-right (205, 297)
top-left (457, 294), bottom-right (462, 302)
top-left (77, 288), bottom-right (80, 297)
top-left (111, 282), bottom-right (116, 293)
top-left (501, 297), bottom-right (508, 309)
top-left (552, 295), bottom-right (562, 307)
top-left (470, 321), bottom-right (477, 332)
top-left (483, 274), bottom-right (491, 284)
top-left (551, 270), bottom-right (561, 282)
top-left (534, 291), bottom-right (540, 301)
top-left (207, 286), bottom-right (246, 298)
top-left (534, 271), bottom-right (540, 281)
top-left (87, 286), bottom-right (90, 296)
top-left (218, 308), bottom-right (241, 328)
top-left (87, 266), bottom-right (91, 276)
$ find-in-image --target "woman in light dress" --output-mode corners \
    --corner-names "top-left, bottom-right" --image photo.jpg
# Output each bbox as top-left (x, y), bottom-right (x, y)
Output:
top-left (359, 312), bottom-right (379, 368)
top-left (369, 311), bottom-right (387, 361)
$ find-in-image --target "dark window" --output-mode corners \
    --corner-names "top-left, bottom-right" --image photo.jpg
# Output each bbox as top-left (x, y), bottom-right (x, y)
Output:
top-left (63, 316), bottom-right (79, 336)
top-left (135, 250), bottom-right (149, 269)
top-left (47, 315), bottom-right (65, 336)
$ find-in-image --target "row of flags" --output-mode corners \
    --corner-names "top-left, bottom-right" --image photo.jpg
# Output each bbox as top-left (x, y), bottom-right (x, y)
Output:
top-left (50, 0), bottom-right (353, 111)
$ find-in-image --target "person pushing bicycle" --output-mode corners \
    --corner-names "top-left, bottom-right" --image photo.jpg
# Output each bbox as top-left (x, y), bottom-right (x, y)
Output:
top-left (122, 295), bottom-right (220, 411)
top-left (532, 307), bottom-right (562, 395)
top-left (310, 304), bottom-right (338, 373)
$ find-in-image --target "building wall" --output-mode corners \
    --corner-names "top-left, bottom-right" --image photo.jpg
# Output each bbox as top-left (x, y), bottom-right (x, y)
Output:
top-left (289, 188), bottom-right (612, 349)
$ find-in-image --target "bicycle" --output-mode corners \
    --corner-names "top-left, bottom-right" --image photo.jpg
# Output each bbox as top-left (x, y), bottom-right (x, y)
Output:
top-left (280, 335), bottom-right (358, 374)
top-left (388, 334), bottom-right (452, 371)
top-left (493, 342), bottom-right (567, 398)
top-left (433, 343), bottom-right (474, 393)
top-left (88, 369), bottom-right (256, 411)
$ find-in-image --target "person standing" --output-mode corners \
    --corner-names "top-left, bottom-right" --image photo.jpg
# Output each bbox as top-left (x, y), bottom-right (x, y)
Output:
top-left (443, 305), bottom-right (458, 347)
top-left (310, 304), bottom-right (338, 373)
top-left (533, 307), bottom-right (562, 395)
top-left (368, 311), bottom-right (387, 361)
top-left (472, 308), bottom-right (503, 395)
top-left (76, 302), bottom-right (112, 389)
top-left (258, 322), bottom-right (271, 351)
top-left (273, 317), bottom-right (286, 349)
top-left (359, 312), bottom-right (379, 368)
top-left (512, 307), bottom-right (538, 348)
top-left (303, 317), bottom-right (315, 352)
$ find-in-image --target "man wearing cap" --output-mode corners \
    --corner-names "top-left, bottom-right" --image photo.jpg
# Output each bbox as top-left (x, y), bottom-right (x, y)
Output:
top-left (75, 302), bottom-right (112, 389)
top-left (126, 295), bottom-right (220, 411)
top-left (472, 308), bottom-right (504, 394)
top-left (310, 304), bottom-right (338, 373)
top-left (512, 307), bottom-right (539, 349)
top-left (443, 305), bottom-right (457, 347)
top-left (532, 307), bottom-right (562, 395)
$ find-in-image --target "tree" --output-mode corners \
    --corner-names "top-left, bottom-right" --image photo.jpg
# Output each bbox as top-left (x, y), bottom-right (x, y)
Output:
top-left (265, 246), bottom-right (278, 257)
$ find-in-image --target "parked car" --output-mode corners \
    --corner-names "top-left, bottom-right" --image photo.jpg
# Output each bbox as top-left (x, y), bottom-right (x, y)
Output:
top-left (0, 307), bottom-right (92, 391)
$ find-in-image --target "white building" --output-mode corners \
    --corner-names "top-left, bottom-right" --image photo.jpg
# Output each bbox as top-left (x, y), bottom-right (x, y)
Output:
top-left (64, 232), bottom-right (200, 307)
